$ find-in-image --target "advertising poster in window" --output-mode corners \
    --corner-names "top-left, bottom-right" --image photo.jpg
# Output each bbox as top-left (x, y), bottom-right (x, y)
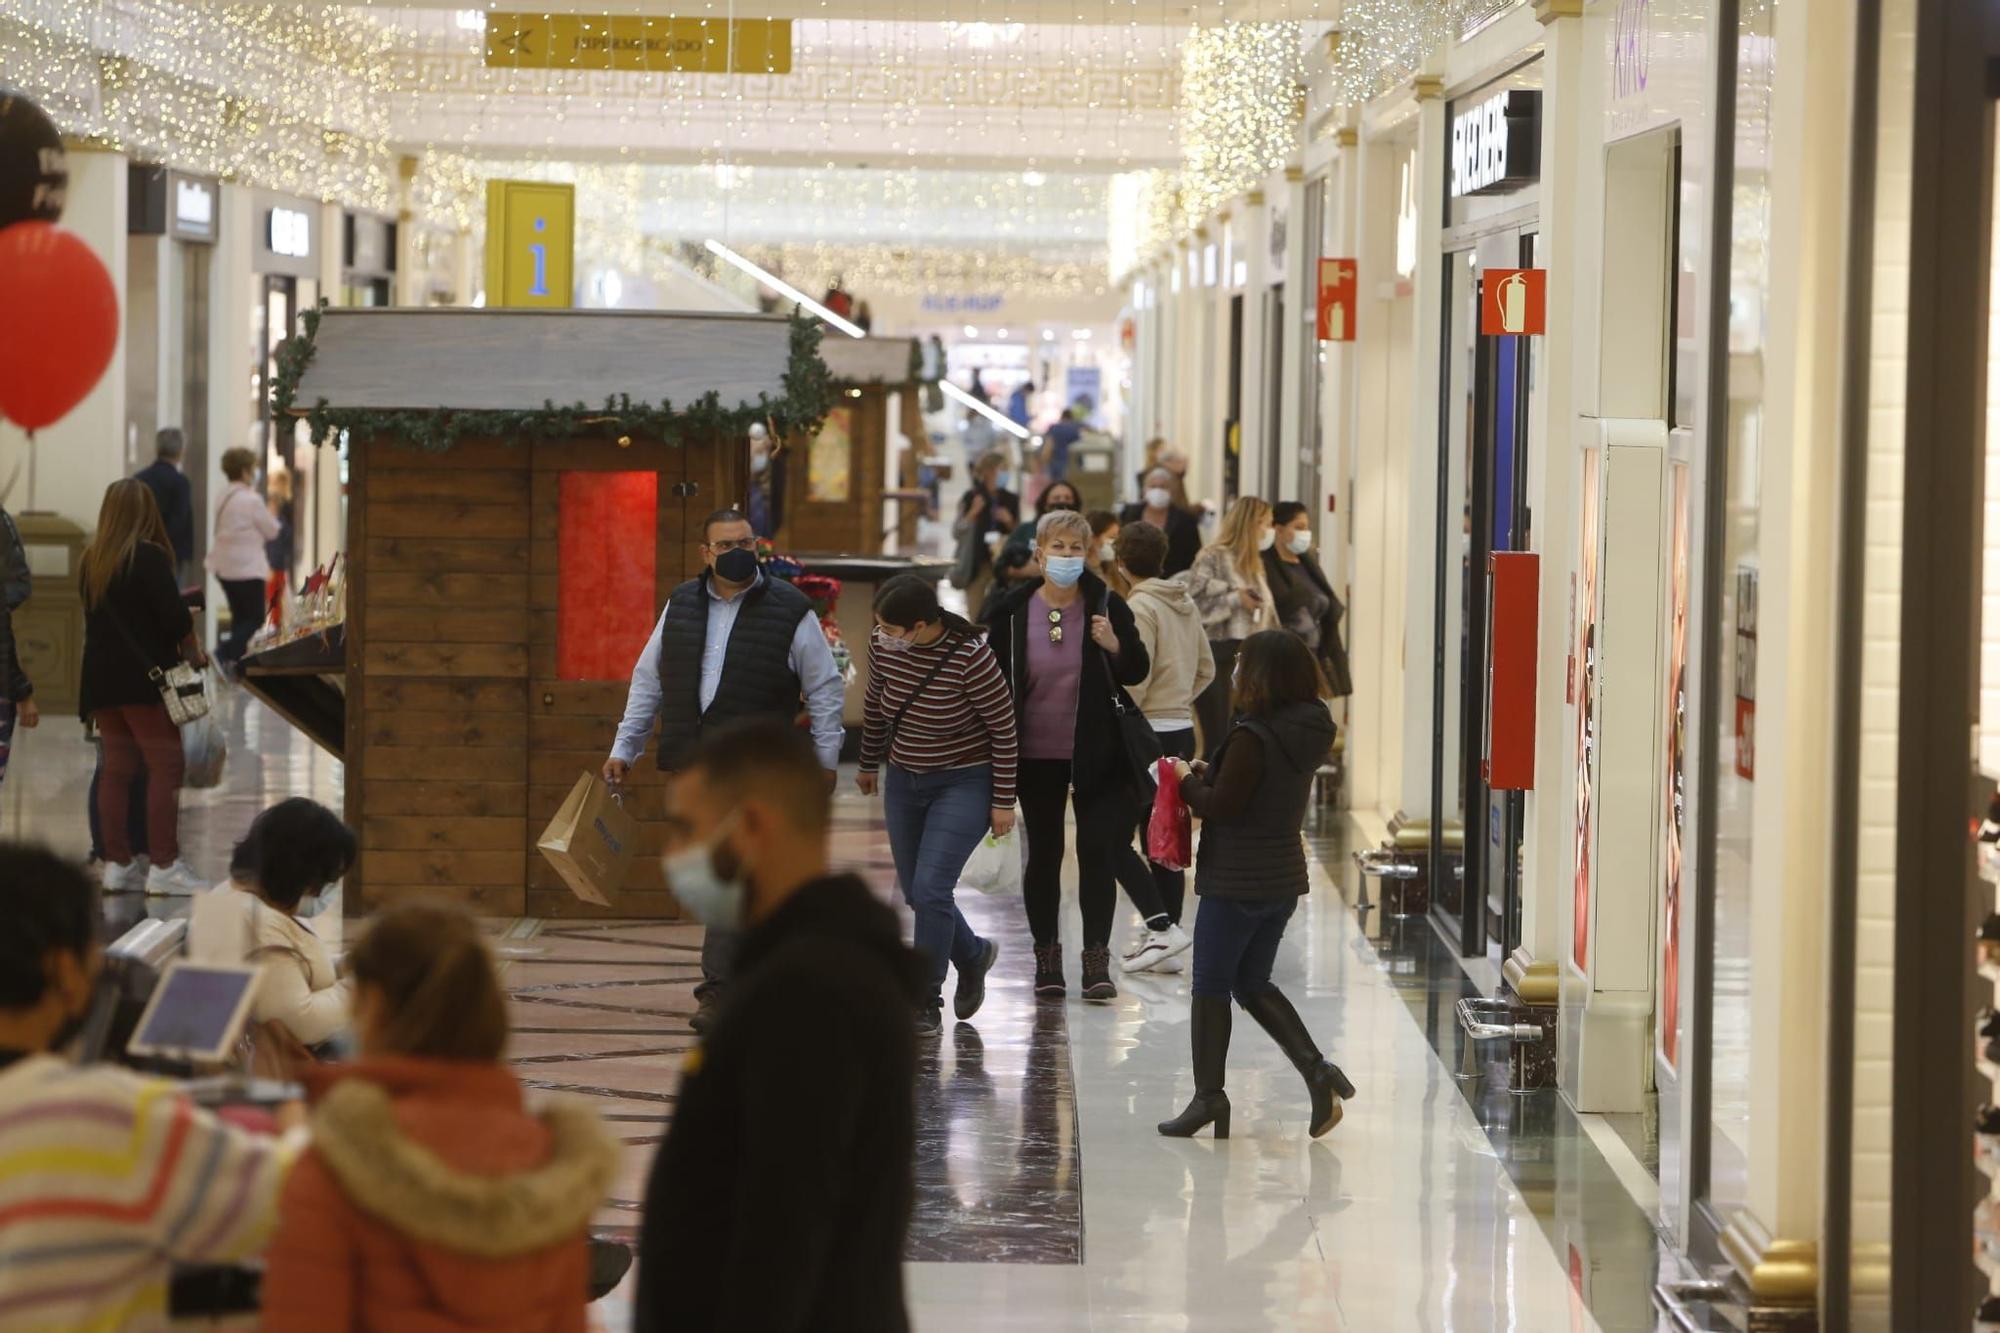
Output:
top-left (1660, 464), bottom-right (1690, 1067)
top-left (808, 407), bottom-right (853, 503)
top-left (1572, 449), bottom-right (1602, 972)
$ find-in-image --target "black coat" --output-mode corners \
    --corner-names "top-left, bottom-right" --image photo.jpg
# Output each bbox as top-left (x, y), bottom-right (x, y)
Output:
top-left (133, 460), bottom-right (194, 565)
top-left (1118, 502), bottom-right (1201, 577)
top-left (637, 874), bottom-right (925, 1333)
top-left (1262, 547), bottom-right (1352, 697)
top-left (981, 569), bottom-right (1149, 794)
top-left (78, 542), bottom-right (193, 719)
top-left (1188, 701), bottom-right (1337, 901)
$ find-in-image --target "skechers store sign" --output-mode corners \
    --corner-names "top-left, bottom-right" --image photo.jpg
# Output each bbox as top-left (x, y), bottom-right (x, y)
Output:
top-left (1449, 90), bottom-right (1541, 198)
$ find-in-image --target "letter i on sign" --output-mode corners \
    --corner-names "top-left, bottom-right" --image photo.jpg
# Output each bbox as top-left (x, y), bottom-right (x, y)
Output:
top-left (529, 216), bottom-right (550, 298)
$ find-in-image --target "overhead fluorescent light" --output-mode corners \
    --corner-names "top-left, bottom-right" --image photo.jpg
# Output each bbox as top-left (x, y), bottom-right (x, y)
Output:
top-left (704, 239), bottom-right (864, 338)
top-left (941, 380), bottom-right (1030, 439)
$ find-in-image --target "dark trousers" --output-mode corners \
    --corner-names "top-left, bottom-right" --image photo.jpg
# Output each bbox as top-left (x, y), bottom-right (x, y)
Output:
top-left (1114, 726), bottom-right (1195, 927)
top-left (1193, 639), bottom-right (1240, 760)
top-left (696, 926), bottom-right (738, 1002)
top-left (95, 704), bottom-right (183, 866)
top-left (218, 577), bottom-right (266, 670)
top-left (883, 763), bottom-right (991, 1007)
top-left (1018, 757), bottom-right (1132, 949)
top-left (1190, 896), bottom-right (1298, 1000)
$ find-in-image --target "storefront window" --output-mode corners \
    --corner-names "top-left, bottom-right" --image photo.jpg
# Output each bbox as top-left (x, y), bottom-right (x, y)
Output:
top-left (1701, 0), bottom-right (1775, 1224)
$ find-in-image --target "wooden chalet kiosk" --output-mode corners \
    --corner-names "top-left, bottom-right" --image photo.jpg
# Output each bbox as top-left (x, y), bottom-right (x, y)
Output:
top-left (775, 335), bottom-right (929, 556)
top-left (275, 305), bottom-right (836, 920)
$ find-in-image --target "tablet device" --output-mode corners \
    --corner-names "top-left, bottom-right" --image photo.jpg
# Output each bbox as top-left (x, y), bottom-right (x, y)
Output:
top-left (125, 962), bottom-right (263, 1065)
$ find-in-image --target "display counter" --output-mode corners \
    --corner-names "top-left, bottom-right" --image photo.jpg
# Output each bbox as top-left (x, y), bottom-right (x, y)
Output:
top-left (237, 626), bottom-right (345, 758)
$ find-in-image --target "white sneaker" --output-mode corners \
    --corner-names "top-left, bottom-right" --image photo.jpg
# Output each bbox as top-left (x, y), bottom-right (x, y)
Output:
top-left (1152, 953), bottom-right (1184, 974)
top-left (145, 860), bottom-right (208, 896)
top-left (100, 860), bottom-right (145, 893)
top-left (1121, 923), bottom-right (1193, 974)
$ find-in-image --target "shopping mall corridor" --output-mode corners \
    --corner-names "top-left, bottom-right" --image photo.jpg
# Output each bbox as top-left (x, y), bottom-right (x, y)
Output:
top-left (0, 694), bottom-right (1672, 1331)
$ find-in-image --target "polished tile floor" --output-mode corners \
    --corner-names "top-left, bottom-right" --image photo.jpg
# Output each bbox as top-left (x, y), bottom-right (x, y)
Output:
top-left (0, 698), bottom-right (1678, 1330)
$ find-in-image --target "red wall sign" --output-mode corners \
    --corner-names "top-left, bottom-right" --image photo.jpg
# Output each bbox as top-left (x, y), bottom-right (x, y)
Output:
top-left (1481, 267), bottom-right (1547, 335)
top-left (1484, 551), bottom-right (1539, 790)
top-left (1316, 258), bottom-right (1356, 341)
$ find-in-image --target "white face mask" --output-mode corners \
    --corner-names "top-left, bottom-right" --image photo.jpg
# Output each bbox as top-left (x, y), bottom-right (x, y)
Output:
top-left (1099, 542), bottom-right (1116, 565)
top-left (1287, 529), bottom-right (1313, 555)
top-left (662, 814), bottom-right (747, 928)
top-left (1144, 487), bottom-right (1172, 510)
top-left (1258, 527), bottom-right (1276, 552)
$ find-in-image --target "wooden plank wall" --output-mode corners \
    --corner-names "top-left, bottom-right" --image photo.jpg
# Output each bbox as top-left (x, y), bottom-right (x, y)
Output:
top-left (782, 391), bottom-right (887, 554)
top-left (347, 438), bottom-right (532, 915)
top-left (349, 432), bottom-right (745, 920)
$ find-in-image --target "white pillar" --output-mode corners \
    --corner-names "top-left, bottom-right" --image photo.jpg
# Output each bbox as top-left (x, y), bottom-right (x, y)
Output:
top-left (1398, 92), bottom-right (1448, 819)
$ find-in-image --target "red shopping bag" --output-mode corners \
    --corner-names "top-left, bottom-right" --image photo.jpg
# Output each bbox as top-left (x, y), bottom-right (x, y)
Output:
top-left (1146, 757), bottom-right (1192, 870)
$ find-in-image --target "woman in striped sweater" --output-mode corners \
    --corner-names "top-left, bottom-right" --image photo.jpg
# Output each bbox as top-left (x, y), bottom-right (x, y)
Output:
top-left (857, 575), bottom-right (1019, 1033)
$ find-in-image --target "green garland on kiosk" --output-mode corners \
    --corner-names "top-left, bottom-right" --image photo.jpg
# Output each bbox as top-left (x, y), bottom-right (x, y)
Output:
top-left (269, 301), bottom-right (839, 454)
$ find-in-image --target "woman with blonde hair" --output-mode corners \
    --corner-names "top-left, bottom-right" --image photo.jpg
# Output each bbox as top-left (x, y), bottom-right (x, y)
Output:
top-left (1184, 495), bottom-right (1276, 756)
top-left (208, 445), bottom-right (279, 674)
top-left (78, 479), bottom-right (208, 894)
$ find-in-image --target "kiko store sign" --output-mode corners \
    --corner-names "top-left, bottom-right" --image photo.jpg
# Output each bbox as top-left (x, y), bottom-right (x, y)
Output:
top-left (1450, 90), bottom-right (1541, 198)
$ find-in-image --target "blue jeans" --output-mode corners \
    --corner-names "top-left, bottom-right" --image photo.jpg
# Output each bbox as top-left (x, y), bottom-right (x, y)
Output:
top-left (884, 763), bottom-right (992, 1007)
top-left (1190, 897), bottom-right (1298, 1000)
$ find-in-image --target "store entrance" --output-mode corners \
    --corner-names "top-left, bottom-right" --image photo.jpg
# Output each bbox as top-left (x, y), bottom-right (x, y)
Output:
top-left (1434, 228), bottom-right (1538, 959)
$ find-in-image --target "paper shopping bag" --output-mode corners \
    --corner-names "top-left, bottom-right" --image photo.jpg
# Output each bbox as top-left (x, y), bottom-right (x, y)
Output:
top-left (537, 772), bottom-right (641, 906)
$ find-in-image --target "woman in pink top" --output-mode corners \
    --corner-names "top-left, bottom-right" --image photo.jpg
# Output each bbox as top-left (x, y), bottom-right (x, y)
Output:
top-left (206, 446), bottom-right (279, 673)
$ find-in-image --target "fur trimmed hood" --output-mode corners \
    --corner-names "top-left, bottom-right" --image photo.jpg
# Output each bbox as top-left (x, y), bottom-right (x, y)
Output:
top-left (307, 1063), bottom-right (618, 1259)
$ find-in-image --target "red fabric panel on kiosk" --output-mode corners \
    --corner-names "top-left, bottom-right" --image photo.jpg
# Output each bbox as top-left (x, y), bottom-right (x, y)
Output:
top-left (1484, 551), bottom-right (1538, 790)
top-left (558, 471), bottom-right (658, 681)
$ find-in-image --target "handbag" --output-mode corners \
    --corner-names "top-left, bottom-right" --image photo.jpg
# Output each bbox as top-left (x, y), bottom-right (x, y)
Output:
top-left (1146, 757), bottom-right (1192, 870)
top-left (106, 612), bottom-right (209, 725)
top-left (1093, 594), bottom-right (1162, 797)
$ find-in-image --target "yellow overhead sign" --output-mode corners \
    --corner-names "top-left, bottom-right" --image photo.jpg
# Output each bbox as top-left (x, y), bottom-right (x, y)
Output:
top-left (483, 14), bottom-right (794, 74)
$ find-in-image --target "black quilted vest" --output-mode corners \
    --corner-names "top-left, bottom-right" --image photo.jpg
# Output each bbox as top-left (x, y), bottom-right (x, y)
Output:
top-left (654, 573), bottom-right (812, 771)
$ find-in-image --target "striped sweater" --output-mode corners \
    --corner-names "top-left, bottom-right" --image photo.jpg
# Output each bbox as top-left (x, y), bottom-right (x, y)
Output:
top-left (860, 627), bottom-right (1019, 805)
top-left (0, 1053), bottom-right (298, 1332)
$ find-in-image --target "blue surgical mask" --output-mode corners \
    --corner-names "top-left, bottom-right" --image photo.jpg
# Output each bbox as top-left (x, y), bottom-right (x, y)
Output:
top-left (1044, 555), bottom-right (1086, 588)
top-left (662, 818), bottom-right (747, 929)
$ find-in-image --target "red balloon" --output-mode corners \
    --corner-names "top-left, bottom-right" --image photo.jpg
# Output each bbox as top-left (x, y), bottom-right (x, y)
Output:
top-left (0, 221), bottom-right (118, 430)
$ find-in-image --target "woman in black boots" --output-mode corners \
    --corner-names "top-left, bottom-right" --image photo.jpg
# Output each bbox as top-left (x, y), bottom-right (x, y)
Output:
top-left (1158, 630), bottom-right (1354, 1139)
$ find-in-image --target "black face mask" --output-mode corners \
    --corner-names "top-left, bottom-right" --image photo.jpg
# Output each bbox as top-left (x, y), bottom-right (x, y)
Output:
top-left (1044, 502), bottom-right (1078, 514)
top-left (713, 547), bottom-right (758, 584)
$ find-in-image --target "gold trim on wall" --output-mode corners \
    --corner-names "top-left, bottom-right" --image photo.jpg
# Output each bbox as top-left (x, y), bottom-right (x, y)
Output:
top-left (1719, 1214), bottom-right (1818, 1307)
top-left (1502, 949), bottom-right (1559, 1005)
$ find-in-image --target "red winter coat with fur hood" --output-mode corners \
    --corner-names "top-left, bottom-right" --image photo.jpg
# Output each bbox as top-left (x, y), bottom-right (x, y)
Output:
top-left (259, 1056), bottom-right (618, 1333)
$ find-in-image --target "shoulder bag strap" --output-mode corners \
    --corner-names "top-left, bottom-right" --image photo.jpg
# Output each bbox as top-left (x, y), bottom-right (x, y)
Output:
top-left (886, 635), bottom-right (966, 744)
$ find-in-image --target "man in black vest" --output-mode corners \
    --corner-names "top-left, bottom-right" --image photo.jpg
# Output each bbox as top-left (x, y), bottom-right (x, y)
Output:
top-left (604, 509), bottom-right (846, 1033)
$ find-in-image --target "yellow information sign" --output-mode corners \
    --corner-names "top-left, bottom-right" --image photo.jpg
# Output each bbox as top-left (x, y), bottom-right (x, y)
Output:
top-left (484, 180), bottom-right (574, 308)
top-left (483, 14), bottom-right (794, 74)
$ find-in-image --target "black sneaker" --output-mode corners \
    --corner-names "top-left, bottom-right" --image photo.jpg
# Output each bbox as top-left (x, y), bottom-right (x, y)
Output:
top-left (1080, 946), bottom-right (1117, 1002)
top-left (915, 1004), bottom-right (944, 1034)
top-left (1033, 942), bottom-right (1066, 998)
top-left (954, 938), bottom-right (999, 1021)
top-left (690, 990), bottom-right (722, 1036)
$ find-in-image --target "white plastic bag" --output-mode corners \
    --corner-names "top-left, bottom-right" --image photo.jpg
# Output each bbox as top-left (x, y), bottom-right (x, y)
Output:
top-left (180, 688), bottom-right (227, 791)
top-left (960, 828), bottom-right (1023, 897)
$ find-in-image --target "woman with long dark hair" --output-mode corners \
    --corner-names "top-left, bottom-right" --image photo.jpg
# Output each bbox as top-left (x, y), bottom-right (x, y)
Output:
top-left (982, 510), bottom-right (1150, 1002)
top-left (78, 479), bottom-right (208, 895)
top-left (857, 574), bottom-right (1018, 1032)
top-left (1158, 630), bottom-right (1353, 1139)
top-left (1263, 500), bottom-right (1352, 698)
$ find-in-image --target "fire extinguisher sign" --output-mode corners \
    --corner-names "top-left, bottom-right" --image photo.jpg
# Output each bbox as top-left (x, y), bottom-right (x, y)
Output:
top-left (1481, 267), bottom-right (1547, 336)
top-left (1316, 258), bottom-right (1356, 342)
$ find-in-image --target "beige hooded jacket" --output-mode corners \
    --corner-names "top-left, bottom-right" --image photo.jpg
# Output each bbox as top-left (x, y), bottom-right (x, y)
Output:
top-left (1126, 576), bottom-right (1216, 726)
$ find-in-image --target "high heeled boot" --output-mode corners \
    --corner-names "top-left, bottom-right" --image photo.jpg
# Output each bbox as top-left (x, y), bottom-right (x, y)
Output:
top-left (1240, 987), bottom-right (1356, 1137)
top-left (1158, 994), bottom-right (1232, 1138)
